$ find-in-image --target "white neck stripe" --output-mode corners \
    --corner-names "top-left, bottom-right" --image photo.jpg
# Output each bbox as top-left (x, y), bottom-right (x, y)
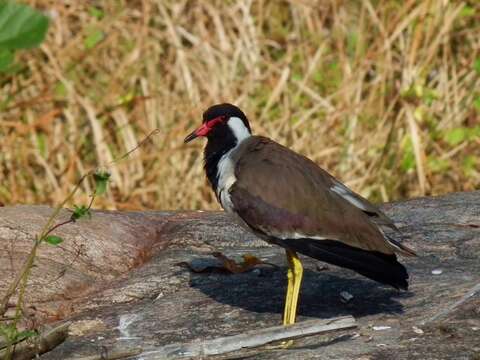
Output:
top-left (228, 117), bottom-right (251, 144)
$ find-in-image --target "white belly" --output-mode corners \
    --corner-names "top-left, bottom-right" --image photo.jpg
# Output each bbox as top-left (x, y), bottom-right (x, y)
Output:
top-left (216, 150), bottom-right (237, 213)
top-left (215, 117), bottom-right (252, 213)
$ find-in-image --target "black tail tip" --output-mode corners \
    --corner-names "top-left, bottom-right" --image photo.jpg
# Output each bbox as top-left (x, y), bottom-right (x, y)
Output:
top-left (393, 278), bottom-right (409, 291)
top-left (280, 238), bottom-right (411, 291)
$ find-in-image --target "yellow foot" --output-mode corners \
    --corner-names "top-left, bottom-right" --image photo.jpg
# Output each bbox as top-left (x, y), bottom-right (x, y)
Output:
top-left (280, 339), bottom-right (294, 348)
top-left (265, 339), bottom-right (294, 350)
top-left (268, 250), bottom-right (303, 351)
top-left (283, 250), bottom-right (304, 325)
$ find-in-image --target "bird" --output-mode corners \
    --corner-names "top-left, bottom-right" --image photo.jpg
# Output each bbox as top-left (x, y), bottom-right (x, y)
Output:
top-left (184, 103), bottom-right (416, 326)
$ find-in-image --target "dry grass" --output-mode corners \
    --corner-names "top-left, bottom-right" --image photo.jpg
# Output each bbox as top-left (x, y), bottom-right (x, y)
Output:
top-left (0, 0), bottom-right (479, 211)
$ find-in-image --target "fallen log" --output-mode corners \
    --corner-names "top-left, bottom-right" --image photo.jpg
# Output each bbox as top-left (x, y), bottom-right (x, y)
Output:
top-left (0, 191), bottom-right (479, 359)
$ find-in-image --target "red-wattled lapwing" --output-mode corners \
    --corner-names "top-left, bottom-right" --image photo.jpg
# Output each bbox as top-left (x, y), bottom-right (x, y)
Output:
top-left (184, 103), bottom-right (416, 326)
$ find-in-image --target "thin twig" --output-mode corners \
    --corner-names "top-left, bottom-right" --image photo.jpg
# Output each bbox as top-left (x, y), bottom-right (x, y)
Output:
top-left (0, 129), bottom-right (159, 317)
top-left (111, 129), bottom-right (160, 163)
top-left (138, 316), bottom-right (356, 359)
top-left (0, 173), bottom-right (88, 316)
top-left (0, 130), bottom-right (160, 360)
top-left (423, 282), bottom-right (480, 324)
top-left (43, 219), bottom-right (75, 239)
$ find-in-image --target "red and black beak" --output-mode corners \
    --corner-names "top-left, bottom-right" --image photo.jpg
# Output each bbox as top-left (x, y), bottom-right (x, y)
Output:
top-left (183, 132), bottom-right (197, 143)
top-left (184, 123), bottom-right (210, 143)
top-left (184, 116), bottom-right (225, 143)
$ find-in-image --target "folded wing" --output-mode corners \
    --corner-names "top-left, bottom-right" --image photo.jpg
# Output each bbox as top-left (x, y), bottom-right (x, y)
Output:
top-left (230, 137), bottom-right (415, 257)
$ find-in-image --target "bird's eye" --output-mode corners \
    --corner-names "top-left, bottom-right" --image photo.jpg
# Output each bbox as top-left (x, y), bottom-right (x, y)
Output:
top-left (206, 115), bottom-right (226, 128)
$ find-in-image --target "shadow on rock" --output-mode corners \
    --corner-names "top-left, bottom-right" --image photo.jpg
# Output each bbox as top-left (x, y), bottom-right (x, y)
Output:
top-left (188, 264), bottom-right (409, 319)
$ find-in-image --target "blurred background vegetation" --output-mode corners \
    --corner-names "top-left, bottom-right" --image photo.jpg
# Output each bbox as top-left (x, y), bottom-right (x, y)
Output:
top-left (0, 0), bottom-right (478, 211)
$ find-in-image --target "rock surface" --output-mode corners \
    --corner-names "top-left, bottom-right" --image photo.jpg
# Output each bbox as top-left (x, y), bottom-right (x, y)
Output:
top-left (0, 192), bottom-right (479, 359)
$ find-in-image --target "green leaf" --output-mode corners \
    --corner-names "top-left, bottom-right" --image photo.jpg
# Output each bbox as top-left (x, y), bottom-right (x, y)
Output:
top-left (474, 58), bottom-right (480, 75)
top-left (471, 125), bottom-right (480, 138)
top-left (15, 329), bottom-right (37, 341)
top-left (37, 132), bottom-right (47, 157)
top-left (462, 155), bottom-right (477, 176)
top-left (473, 97), bottom-right (480, 112)
top-left (291, 72), bottom-right (302, 82)
top-left (347, 31), bottom-right (358, 57)
top-left (427, 157), bottom-right (450, 173)
top-left (0, 2), bottom-right (49, 49)
top-left (117, 91), bottom-right (135, 106)
top-left (0, 323), bottom-right (18, 340)
top-left (401, 151), bottom-right (415, 172)
top-left (460, 5), bottom-right (475, 18)
top-left (89, 6), bottom-right (104, 20)
top-left (444, 128), bottom-right (468, 146)
top-left (0, 48), bottom-right (13, 71)
top-left (413, 106), bottom-right (424, 122)
top-left (84, 28), bottom-right (104, 49)
top-left (54, 81), bottom-right (67, 98)
top-left (1, 60), bottom-right (22, 75)
top-left (93, 170), bottom-right (110, 195)
top-left (312, 70), bottom-right (323, 84)
top-left (401, 136), bottom-right (415, 172)
top-left (422, 88), bottom-right (438, 106)
top-left (44, 235), bottom-right (63, 245)
top-left (71, 204), bottom-right (91, 221)
top-left (94, 179), bottom-right (107, 195)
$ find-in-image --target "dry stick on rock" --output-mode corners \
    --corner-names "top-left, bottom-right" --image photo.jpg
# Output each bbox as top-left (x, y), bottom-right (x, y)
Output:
top-left (138, 316), bottom-right (356, 359)
top-left (70, 348), bottom-right (143, 360)
top-left (423, 282), bottom-right (480, 324)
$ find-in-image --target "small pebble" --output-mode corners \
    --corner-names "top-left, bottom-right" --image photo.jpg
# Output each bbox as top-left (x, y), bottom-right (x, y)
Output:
top-left (373, 326), bottom-right (391, 331)
top-left (376, 343), bottom-right (387, 347)
top-left (432, 269), bottom-right (443, 275)
top-left (316, 264), bottom-right (329, 272)
top-left (412, 326), bottom-right (424, 335)
top-left (472, 327), bottom-right (480, 331)
top-left (340, 291), bottom-right (354, 303)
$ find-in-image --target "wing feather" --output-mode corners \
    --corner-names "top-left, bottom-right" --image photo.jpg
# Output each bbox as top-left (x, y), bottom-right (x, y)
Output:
top-left (230, 137), bottom-right (414, 256)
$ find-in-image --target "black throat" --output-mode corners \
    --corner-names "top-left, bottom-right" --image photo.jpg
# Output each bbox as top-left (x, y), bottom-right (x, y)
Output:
top-left (203, 126), bottom-right (239, 191)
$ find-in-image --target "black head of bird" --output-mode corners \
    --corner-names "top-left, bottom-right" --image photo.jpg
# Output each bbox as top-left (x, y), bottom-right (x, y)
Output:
top-left (184, 103), bottom-right (416, 326)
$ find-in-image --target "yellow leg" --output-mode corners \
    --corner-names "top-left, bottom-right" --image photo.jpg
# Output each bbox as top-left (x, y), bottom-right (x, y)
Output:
top-left (283, 250), bottom-right (304, 325)
top-left (283, 262), bottom-right (294, 324)
top-left (288, 251), bottom-right (303, 324)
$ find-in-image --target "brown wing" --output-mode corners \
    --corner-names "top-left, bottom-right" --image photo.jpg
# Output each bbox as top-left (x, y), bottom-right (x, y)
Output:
top-left (230, 136), bottom-right (413, 256)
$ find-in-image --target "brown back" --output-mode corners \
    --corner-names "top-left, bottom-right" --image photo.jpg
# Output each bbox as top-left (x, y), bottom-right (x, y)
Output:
top-left (230, 136), bottom-right (401, 255)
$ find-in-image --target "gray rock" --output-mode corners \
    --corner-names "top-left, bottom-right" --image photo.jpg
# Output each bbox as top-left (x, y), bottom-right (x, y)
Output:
top-left (0, 191), bottom-right (479, 359)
